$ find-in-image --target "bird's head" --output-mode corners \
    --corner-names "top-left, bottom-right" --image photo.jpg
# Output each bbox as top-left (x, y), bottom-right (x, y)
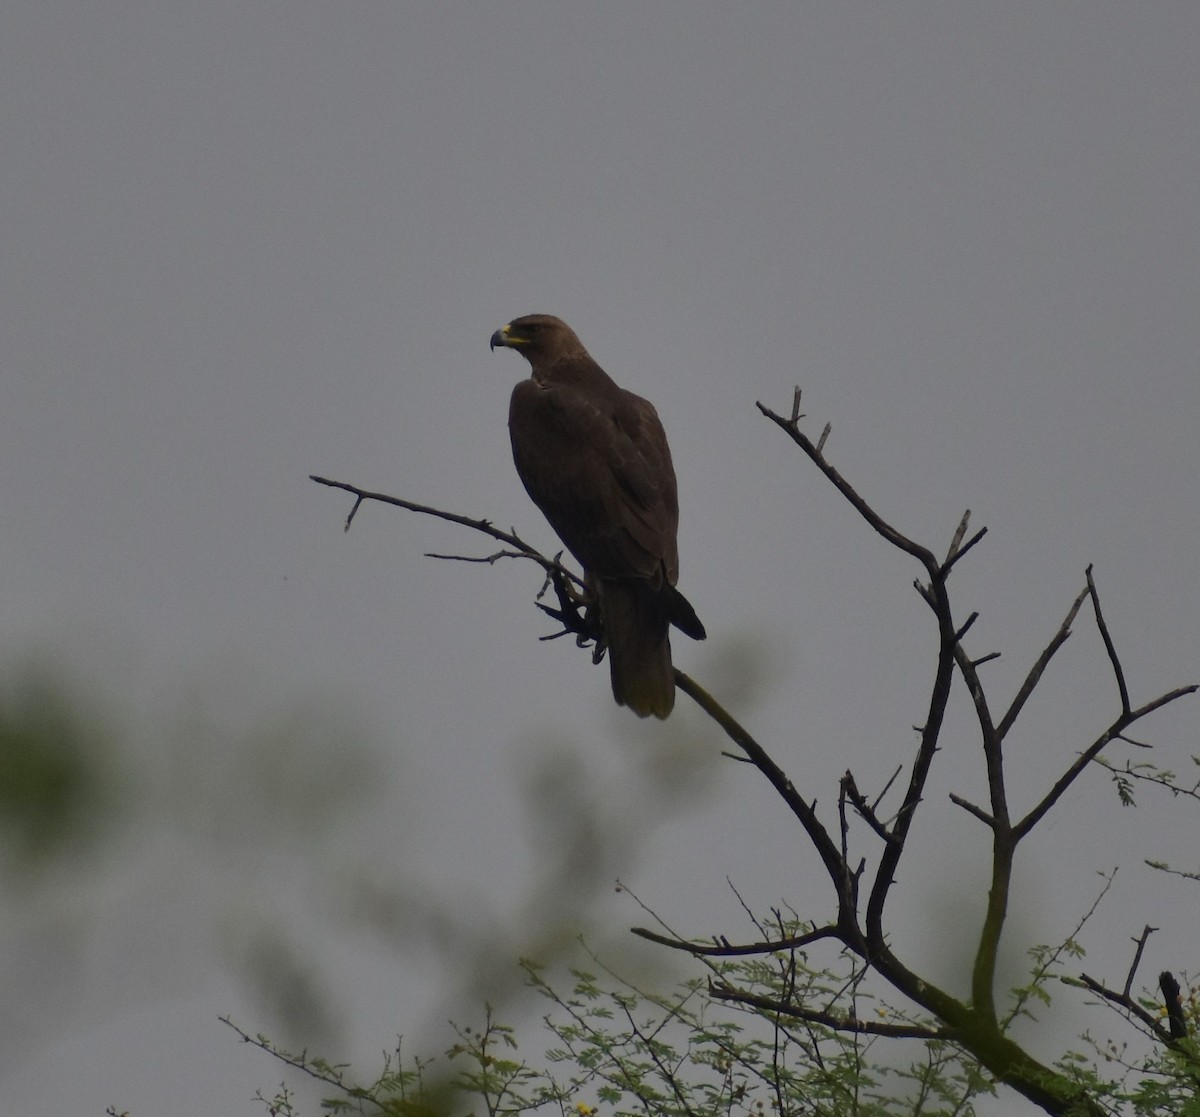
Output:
top-left (489, 315), bottom-right (585, 366)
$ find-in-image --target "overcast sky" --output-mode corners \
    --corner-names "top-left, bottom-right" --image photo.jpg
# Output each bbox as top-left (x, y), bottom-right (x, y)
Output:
top-left (2, 4), bottom-right (1198, 1114)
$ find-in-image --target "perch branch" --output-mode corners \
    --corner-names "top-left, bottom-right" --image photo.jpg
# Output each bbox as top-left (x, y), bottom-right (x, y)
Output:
top-left (310, 474), bottom-right (585, 589)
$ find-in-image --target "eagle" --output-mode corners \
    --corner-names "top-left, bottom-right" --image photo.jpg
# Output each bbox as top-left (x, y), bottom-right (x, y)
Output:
top-left (491, 314), bottom-right (705, 718)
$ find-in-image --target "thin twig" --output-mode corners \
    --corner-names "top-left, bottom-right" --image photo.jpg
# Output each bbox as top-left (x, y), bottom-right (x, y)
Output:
top-left (948, 526), bottom-right (988, 571)
top-left (842, 771), bottom-right (895, 844)
top-left (1123, 925), bottom-right (1157, 998)
top-left (1002, 870), bottom-right (1116, 1031)
top-left (871, 764), bottom-right (904, 814)
top-left (1015, 686), bottom-right (1198, 839)
top-left (220, 1016), bottom-right (350, 1090)
top-left (756, 402), bottom-right (938, 575)
top-left (310, 474), bottom-right (585, 589)
top-left (425, 549), bottom-right (530, 564)
top-left (1087, 565), bottom-right (1130, 715)
top-left (948, 793), bottom-right (995, 829)
top-left (996, 584), bottom-right (1090, 741)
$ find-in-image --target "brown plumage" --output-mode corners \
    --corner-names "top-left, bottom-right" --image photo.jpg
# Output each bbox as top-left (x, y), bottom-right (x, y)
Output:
top-left (490, 314), bottom-right (705, 718)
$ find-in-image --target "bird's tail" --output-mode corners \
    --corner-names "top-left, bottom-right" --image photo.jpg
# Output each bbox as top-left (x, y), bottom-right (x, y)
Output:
top-left (598, 580), bottom-right (674, 719)
top-left (662, 584), bottom-right (706, 641)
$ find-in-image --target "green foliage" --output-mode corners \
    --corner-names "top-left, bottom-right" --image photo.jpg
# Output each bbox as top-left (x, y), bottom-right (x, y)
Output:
top-left (235, 944), bottom-right (1008, 1117)
top-left (233, 925), bottom-right (1200, 1117)
top-left (0, 667), bottom-right (115, 875)
top-left (519, 953), bottom-right (992, 1117)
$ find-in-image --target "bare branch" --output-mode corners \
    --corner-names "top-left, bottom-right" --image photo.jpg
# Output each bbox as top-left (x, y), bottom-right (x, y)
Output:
top-left (630, 923), bottom-right (841, 957)
top-left (674, 670), bottom-right (859, 939)
top-left (1123, 925), bottom-right (1157, 998)
top-left (943, 512), bottom-right (988, 575)
top-left (1086, 565), bottom-right (1130, 715)
top-left (841, 771), bottom-right (896, 844)
top-left (1015, 685), bottom-right (1199, 839)
top-left (954, 611), bottom-right (980, 642)
top-left (949, 793), bottom-right (995, 829)
top-left (788, 385), bottom-right (805, 424)
top-left (1077, 973), bottom-right (1176, 1046)
top-left (425, 549), bottom-right (530, 565)
top-left (871, 764), bottom-right (904, 813)
top-left (996, 583), bottom-right (1091, 741)
top-left (756, 397), bottom-right (977, 972)
top-left (866, 578), bottom-right (959, 960)
top-left (310, 474), bottom-right (585, 589)
top-left (1116, 733), bottom-right (1152, 750)
top-left (1145, 860), bottom-right (1200, 882)
top-left (955, 631), bottom-right (1012, 1022)
top-left (709, 983), bottom-right (945, 1040)
top-left (944, 510), bottom-right (973, 565)
top-left (951, 646), bottom-right (1005, 823)
top-left (755, 401), bottom-right (939, 575)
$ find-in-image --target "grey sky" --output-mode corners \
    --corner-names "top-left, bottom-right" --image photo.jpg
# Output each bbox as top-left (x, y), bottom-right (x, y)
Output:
top-left (2, 4), bottom-right (1198, 1114)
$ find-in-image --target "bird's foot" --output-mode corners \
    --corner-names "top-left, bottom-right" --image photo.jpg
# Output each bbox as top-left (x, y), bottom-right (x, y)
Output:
top-left (535, 567), bottom-right (603, 651)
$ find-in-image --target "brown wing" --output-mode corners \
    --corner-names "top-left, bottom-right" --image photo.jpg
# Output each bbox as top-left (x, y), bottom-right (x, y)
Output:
top-left (509, 376), bottom-right (680, 589)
